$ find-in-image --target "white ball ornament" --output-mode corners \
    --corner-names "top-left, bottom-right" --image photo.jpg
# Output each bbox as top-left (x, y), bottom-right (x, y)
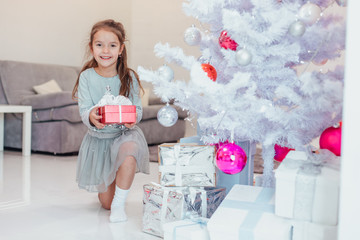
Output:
top-left (158, 65), bottom-right (174, 81)
top-left (235, 49), bottom-right (252, 66)
top-left (184, 25), bottom-right (201, 46)
top-left (298, 3), bottom-right (322, 25)
top-left (289, 20), bottom-right (306, 37)
top-left (157, 104), bottom-right (178, 127)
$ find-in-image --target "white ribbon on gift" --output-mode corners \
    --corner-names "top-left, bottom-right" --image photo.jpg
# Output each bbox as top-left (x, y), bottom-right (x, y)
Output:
top-left (117, 105), bottom-right (122, 123)
top-left (221, 187), bottom-right (275, 240)
top-left (175, 144), bottom-right (183, 186)
top-left (172, 217), bottom-right (209, 240)
top-left (150, 182), bottom-right (208, 228)
top-left (158, 144), bottom-right (216, 186)
top-left (283, 149), bottom-right (340, 222)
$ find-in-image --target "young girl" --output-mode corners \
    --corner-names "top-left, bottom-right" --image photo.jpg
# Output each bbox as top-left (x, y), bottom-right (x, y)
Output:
top-left (72, 19), bottom-right (149, 223)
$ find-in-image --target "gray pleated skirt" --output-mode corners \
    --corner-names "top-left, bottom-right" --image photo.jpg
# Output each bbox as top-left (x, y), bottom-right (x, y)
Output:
top-left (76, 126), bottom-right (149, 193)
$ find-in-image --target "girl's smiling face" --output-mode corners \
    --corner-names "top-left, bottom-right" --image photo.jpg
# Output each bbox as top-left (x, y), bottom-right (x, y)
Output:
top-left (91, 29), bottom-right (124, 74)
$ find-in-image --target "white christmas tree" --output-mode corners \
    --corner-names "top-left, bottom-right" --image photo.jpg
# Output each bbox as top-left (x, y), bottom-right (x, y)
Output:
top-left (138, 0), bottom-right (346, 187)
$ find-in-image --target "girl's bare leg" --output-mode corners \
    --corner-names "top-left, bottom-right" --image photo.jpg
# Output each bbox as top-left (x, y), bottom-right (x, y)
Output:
top-left (97, 156), bottom-right (136, 211)
top-left (115, 155), bottom-right (136, 189)
top-left (110, 155), bottom-right (136, 222)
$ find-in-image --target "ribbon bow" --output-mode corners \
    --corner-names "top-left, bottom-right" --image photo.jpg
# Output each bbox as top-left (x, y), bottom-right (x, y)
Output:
top-left (96, 85), bottom-right (132, 106)
top-left (284, 147), bottom-right (340, 176)
top-left (172, 215), bottom-right (209, 240)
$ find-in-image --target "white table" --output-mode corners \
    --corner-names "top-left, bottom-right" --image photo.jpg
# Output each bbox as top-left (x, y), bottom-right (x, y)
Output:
top-left (0, 105), bottom-right (32, 156)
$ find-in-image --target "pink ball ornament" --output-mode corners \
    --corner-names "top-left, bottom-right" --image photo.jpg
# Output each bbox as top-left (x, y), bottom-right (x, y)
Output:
top-left (274, 144), bottom-right (294, 162)
top-left (219, 30), bottom-right (238, 51)
top-left (216, 142), bottom-right (247, 174)
top-left (319, 124), bottom-right (342, 156)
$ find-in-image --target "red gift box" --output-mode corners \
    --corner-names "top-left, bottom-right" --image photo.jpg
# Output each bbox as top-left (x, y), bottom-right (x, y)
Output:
top-left (98, 105), bottom-right (136, 124)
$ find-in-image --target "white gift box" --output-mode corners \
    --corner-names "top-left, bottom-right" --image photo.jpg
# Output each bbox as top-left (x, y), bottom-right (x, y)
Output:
top-left (158, 143), bottom-right (216, 187)
top-left (163, 218), bottom-right (210, 240)
top-left (275, 150), bottom-right (340, 226)
top-left (207, 184), bottom-right (292, 240)
top-left (292, 220), bottom-right (338, 240)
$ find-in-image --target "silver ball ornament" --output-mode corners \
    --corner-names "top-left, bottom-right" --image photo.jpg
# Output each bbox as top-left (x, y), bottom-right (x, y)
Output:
top-left (184, 26), bottom-right (201, 46)
top-left (157, 104), bottom-right (178, 127)
top-left (289, 20), bottom-right (306, 37)
top-left (158, 65), bottom-right (174, 81)
top-left (235, 49), bottom-right (252, 66)
top-left (335, 0), bottom-right (347, 7)
top-left (298, 3), bottom-right (322, 25)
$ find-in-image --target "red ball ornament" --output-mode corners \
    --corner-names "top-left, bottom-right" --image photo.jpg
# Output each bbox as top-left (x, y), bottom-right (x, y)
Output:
top-left (216, 142), bottom-right (247, 175)
top-left (319, 124), bottom-right (342, 156)
top-left (274, 144), bottom-right (294, 162)
top-left (201, 63), bottom-right (217, 81)
top-left (219, 30), bottom-right (238, 51)
top-left (312, 58), bottom-right (328, 66)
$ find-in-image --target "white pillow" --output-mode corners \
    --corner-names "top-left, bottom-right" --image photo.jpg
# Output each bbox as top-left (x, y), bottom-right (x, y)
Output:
top-left (33, 79), bottom-right (62, 94)
top-left (141, 88), bottom-right (150, 107)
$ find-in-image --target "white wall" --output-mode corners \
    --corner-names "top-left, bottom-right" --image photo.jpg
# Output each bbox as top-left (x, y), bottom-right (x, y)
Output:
top-left (0, 0), bottom-right (201, 75)
top-left (129, 0), bottom-right (200, 83)
top-left (129, 0), bottom-right (201, 136)
top-left (338, 0), bottom-right (360, 238)
top-left (0, 0), bottom-right (132, 67)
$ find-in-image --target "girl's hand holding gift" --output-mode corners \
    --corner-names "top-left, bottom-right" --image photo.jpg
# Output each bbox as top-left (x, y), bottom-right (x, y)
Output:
top-left (90, 106), bottom-right (105, 129)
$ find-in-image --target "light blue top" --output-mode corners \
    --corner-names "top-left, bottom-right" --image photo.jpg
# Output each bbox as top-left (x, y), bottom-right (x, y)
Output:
top-left (78, 68), bottom-right (142, 134)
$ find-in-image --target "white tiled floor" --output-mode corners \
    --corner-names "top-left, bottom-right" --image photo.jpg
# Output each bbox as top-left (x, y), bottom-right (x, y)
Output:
top-left (0, 150), bottom-right (160, 240)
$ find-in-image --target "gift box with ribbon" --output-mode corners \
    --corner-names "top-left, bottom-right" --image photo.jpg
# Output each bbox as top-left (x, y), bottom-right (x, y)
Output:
top-left (142, 183), bottom-right (226, 238)
top-left (163, 217), bottom-right (210, 240)
top-left (207, 184), bottom-right (293, 240)
top-left (158, 143), bottom-right (216, 187)
top-left (275, 149), bottom-right (340, 226)
top-left (98, 105), bottom-right (136, 124)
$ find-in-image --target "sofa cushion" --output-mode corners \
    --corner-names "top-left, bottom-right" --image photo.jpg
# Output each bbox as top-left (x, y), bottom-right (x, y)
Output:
top-left (20, 91), bottom-right (76, 110)
top-left (0, 60), bottom-right (78, 105)
top-left (33, 79), bottom-right (62, 94)
top-left (141, 87), bottom-right (150, 107)
top-left (32, 104), bottom-right (81, 123)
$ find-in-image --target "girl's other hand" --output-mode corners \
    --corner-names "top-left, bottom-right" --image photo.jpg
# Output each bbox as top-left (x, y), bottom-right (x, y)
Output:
top-left (124, 113), bottom-right (137, 129)
top-left (90, 106), bottom-right (105, 129)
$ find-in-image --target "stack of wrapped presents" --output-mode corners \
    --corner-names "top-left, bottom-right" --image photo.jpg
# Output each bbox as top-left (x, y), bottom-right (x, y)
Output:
top-left (142, 143), bottom-right (227, 239)
top-left (207, 149), bottom-right (340, 240)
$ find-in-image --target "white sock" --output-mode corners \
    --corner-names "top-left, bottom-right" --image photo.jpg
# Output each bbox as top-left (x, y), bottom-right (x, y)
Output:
top-left (109, 186), bottom-right (129, 223)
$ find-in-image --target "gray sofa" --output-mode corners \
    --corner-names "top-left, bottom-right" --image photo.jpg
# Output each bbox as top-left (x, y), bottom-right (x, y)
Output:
top-left (0, 60), bottom-right (186, 154)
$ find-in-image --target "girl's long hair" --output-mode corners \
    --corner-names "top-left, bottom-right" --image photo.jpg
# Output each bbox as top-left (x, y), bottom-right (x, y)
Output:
top-left (72, 19), bottom-right (143, 100)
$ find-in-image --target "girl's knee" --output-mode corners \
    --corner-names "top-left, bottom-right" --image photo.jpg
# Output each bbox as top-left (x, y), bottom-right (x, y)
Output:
top-left (98, 195), bottom-right (112, 210)
top-left (124, 155), bottom-right (136, 165)
top-left (98, 184), bottom-right (115, 210)
top-left (101, 201), bottom-right (112, 210)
